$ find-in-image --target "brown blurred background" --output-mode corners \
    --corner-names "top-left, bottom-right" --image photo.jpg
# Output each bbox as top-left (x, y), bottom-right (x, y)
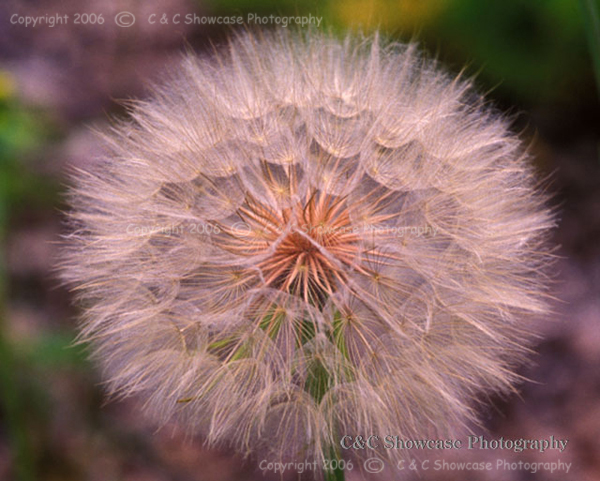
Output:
top-left (0, 0), bottom-right (599, 480)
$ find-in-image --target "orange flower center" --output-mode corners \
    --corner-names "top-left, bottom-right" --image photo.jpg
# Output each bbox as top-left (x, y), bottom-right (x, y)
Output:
top-left (222, 190), bottom-right (361, 306)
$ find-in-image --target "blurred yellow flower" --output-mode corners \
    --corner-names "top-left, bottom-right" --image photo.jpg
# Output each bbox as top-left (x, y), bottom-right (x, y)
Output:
top-left (330, 0), bottom-right (453, 32)
top-left (0, 71), bottom-right (17, 100)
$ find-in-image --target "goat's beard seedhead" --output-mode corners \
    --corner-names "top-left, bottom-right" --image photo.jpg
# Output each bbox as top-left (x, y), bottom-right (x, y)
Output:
top-left (61, 29), bottom-right (554, 468)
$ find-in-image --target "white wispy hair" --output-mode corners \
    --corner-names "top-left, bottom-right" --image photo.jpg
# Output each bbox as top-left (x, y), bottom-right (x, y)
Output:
top-left (60, 29), bottom-right (554, 469)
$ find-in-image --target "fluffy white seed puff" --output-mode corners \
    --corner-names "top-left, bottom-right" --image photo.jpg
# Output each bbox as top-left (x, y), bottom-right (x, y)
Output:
top-left (62, 30), bottom-right (554, 467)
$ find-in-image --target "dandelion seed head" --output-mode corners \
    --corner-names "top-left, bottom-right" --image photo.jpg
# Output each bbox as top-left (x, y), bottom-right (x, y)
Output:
top-left (61, 29), bottom-right (554, 466)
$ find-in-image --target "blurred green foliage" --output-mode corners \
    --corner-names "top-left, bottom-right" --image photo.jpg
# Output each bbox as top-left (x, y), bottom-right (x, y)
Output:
top-left (428, 0), bottom-right (588, 104)
top-left (0, 72), bottom-right (55, 239)
top-left (208, 0), bottom-right (594, 106)
top-left (0, 72), bottom-right (39, 481)
top-left (0, 71), bottom-right (74, 481)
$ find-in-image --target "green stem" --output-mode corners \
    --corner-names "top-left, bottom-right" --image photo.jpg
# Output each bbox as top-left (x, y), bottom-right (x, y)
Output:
top-left (304, 358), bottom-right (345, 481)
top-left (323, 443), bottom-right (346, 481)
top-left (304, 329), bottom-right (347, 481)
